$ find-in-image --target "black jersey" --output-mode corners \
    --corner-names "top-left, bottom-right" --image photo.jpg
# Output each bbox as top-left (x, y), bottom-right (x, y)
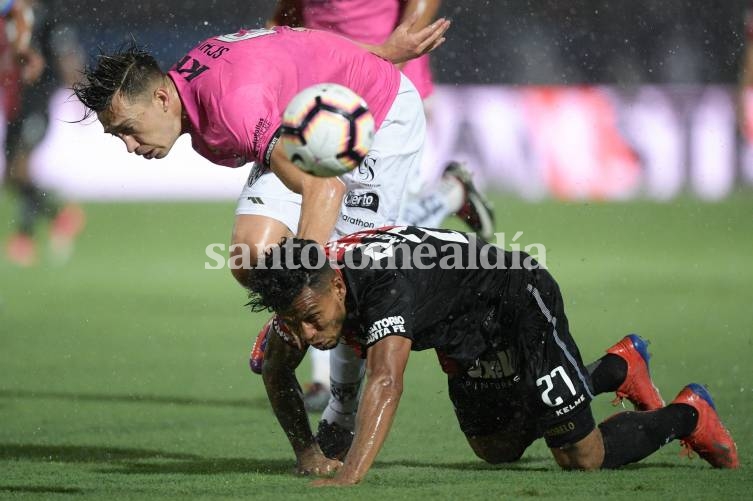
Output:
top-left (328, 226), bottom-right (540, 369)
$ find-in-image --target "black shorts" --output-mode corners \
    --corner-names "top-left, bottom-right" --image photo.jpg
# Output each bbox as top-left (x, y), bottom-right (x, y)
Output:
top-left (448, 266), bottom-right (596, 448)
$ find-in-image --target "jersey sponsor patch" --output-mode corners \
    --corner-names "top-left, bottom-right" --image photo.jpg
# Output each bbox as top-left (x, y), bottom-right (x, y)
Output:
top-left (340, 214), bottom-right (375, 229)
top-left (366, 315), bottom-right (406, 344)
top-left (264, 131), bottom-right (280, 167)
top-left (253, 118), bottom-right (272, 158)
top-left (344, 191), bottom-right (380, 212)
top-left (245, 163), bottom-right (265, 188)
top-left (356, 155), bottom-right (376, 182)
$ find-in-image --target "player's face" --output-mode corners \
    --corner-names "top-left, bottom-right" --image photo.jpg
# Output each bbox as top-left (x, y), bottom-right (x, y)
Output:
top-left (283, 276), bottom-right (347, 350)
top-left (99, 86), bottom-right (182, 160)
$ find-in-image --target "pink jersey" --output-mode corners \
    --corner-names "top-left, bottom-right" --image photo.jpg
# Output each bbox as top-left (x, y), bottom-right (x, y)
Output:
top-left (167, 26), bottom-right (401, 167)
top-left (302, 0), bottom-right (434, 98)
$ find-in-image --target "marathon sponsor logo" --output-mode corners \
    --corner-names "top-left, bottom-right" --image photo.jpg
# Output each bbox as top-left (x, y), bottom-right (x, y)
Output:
top-left (554, 394), bottom-right (586, 416)
top-left (341, 214), bottom-right (375, 229)
top-left (544, 421), bottom-right (576, 438)
top-left (366, 315), bottom-right (406, 344)
top-left (344, 191), bottom-right (380, 212)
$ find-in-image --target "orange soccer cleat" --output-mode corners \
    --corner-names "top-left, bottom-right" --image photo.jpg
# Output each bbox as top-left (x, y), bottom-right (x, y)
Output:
top-left (606, 334), bottom-right (665, 411)
top-left (5, 233), bottom-right (36, 267)
top-left (672, 383), bottom-right (739, 469)
top-left (49, 204), bottom-right (86, 262)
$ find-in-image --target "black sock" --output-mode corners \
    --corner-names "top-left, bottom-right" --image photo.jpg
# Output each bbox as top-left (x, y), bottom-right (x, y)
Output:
top-left (599, 403), bottom-right (698, 469)
top-left (15, 182), bottom-right (59, 235)
top-left (587, 353), bottom-right (627, 395)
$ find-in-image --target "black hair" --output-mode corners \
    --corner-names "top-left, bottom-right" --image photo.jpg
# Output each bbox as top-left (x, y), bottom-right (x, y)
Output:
top-left (72, 40), bottom-right (163, 119)
top-left (246, 238), bottom-right (333, 313)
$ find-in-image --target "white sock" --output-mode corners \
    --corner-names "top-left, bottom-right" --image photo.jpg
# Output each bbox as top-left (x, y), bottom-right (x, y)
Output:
top-left (310, 347), bottom-right (331, 387)
top-left (321, 342), bottom-right (365, 430)
top-left (400, 174), bottom-right (464, 227)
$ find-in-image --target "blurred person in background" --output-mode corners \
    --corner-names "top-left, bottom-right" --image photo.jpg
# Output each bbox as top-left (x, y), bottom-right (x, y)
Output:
top-left (739, 2), bottom-right (753, 137)
top-left (266, 0), bottom-right (496, 414)
top-left (738, 1), bottom-right (753, 184)
top-left (1, 0), bottom-right (85, 266)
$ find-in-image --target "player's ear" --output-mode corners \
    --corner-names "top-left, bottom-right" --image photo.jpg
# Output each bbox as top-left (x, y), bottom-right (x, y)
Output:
top-left (154, 82), bottom-right (169, 112)
top-left (331, 270), bottom-right (346, 300)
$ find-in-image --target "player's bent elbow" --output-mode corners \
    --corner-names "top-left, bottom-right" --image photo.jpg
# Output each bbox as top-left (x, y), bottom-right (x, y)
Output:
top-left (307, 175), bottom-right (347, 201)
top-left (371, 374), bottom-right (404, 397)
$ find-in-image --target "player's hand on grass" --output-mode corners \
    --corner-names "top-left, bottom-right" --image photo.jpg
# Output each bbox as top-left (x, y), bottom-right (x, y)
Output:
top-left (377, 12), bottom-right (450, 64)
top-left (295, 447), bottom-right (343, 476)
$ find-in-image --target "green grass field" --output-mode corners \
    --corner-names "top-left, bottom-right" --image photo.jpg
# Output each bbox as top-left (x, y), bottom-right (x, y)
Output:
top-left (1, 194), bottom-right (752, 500)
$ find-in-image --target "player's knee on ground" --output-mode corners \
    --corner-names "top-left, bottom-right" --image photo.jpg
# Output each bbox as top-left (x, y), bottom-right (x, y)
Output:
top-left (467, 435), bottom-right (528, 464)
top-left (549, 428), bottom-right (604, 471)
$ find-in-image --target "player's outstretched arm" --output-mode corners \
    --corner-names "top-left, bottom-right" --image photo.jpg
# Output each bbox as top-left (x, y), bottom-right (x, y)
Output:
top-left (364, 13), bottom-right (450, 64)
top-left (262, 332), bottom-right (341, 476)
top-left (400, 0), bottom-right (442, 32)
top-left (312, 335), bottom-right (412, 487)
top-left (269, 143), bottom-right (346, 244)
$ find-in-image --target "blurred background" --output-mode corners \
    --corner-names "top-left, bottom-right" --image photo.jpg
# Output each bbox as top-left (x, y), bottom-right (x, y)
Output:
top-left (1, 2), bottom-right (752, 497)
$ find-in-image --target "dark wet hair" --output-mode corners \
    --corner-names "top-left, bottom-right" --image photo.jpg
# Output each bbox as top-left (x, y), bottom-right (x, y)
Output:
top-left (72, 41), bottom-right (163, 119)
top-left (246, 238), bottom-right (333, 313)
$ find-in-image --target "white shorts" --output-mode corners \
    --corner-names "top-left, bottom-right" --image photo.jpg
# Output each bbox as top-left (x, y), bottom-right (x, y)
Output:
top-left (235, 74), bottom-right (425, 239)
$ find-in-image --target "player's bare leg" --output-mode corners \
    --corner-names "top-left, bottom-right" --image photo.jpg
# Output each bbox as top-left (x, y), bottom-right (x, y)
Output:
top-left (230, 214), bottom-right (293, 285)
top-left (399, 162), bottom-right (495, 241)
top-left (550, 427), bottom-right (605, 470)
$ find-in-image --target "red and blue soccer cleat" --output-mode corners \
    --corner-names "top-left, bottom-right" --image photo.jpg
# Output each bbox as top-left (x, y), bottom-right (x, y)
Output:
top-left (248, 315), bottom-right (295, 374)
top-left (249, 318), bottom-right (271, 374)
top-left (672, 383), bottom-right (739, 468)
top-left (606, 334), bottom-right (665, 411)
top-left (249, 316), bottom-right (298, 373)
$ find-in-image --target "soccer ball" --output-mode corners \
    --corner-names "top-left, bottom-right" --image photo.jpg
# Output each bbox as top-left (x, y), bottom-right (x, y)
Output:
top-left (280, 83), bottom-right (375, 177)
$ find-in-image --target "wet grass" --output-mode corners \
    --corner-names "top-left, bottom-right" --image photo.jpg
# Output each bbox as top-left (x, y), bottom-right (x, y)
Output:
top-left (1, 195), bottom-right (751, 499)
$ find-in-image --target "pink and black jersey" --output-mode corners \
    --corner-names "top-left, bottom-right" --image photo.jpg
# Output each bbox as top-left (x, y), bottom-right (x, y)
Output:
top-left (167, 26), bottom-right (401, 167)
top-left (301, 0), bottom-right (434, 99)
